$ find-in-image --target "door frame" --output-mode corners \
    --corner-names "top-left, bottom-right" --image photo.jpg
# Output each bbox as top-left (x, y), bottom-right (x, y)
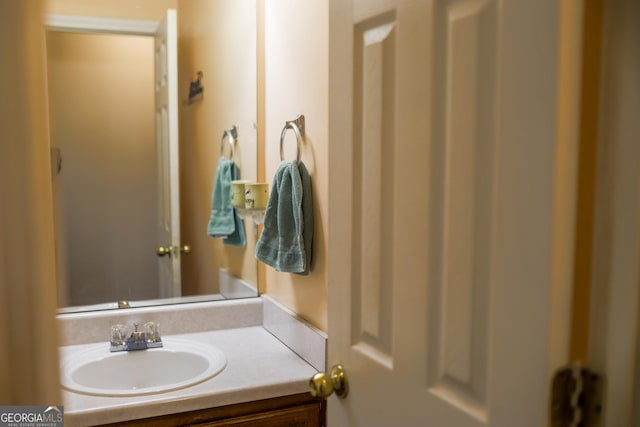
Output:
top-left (45, 14), bottom-right (158, 36)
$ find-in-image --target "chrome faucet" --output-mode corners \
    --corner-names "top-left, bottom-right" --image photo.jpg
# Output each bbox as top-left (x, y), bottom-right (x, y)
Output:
top-left (110, 322), bottom-right (163, 352)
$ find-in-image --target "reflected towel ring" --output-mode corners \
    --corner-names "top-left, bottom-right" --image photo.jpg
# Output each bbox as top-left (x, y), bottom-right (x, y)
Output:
top-left (280, 115), bottom-right (305, 162)
top-left (220, 125), bottom-right (238, 160)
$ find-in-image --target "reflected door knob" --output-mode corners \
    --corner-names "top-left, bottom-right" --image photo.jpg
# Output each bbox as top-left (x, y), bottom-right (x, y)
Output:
top-left (309, 364), bottom-right (349, 399)
top-left (157, 245), bottom-right (192, 257)
top-left (157, 246), bottom-right (172, 257)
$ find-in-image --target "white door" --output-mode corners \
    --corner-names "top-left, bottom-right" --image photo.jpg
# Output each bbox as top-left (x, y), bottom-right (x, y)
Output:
top-left (155, 9), bottom-right (181, 298)
top-left (328, 0), bottom-right (578, 425)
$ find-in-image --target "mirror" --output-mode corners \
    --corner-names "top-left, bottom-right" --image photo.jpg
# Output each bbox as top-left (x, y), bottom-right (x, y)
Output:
top-left (45, 1), bottom-right (259, 313)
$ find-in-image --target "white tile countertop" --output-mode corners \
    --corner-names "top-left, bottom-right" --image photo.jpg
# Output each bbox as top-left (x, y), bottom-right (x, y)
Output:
top-left (61, 326), bottom-right (318, 426)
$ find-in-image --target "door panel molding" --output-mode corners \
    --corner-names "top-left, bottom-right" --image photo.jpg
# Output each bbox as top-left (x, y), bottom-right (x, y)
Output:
top-left (351, 10), bottom-right (397, 369)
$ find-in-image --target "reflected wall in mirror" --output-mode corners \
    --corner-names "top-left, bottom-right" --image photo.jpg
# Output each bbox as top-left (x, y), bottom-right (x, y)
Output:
top-left (45, 0), bottom-right (259, 312)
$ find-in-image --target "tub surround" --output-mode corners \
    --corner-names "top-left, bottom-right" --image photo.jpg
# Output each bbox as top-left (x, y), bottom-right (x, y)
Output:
top-left (58, 296), bottom-right (326, 426)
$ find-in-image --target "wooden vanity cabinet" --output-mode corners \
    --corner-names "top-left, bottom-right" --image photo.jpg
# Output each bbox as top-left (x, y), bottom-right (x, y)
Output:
top-left (103, 393), bottom-right (325, 427)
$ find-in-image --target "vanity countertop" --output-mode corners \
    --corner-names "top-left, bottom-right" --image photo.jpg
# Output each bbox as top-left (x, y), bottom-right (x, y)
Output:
top-left (61, 326), bottom-right (317, 426)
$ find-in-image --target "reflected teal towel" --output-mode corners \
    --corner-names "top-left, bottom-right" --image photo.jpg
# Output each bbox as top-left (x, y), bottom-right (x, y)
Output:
top-left (207, 158), bottom-right (246, 247)
top-left (255, 160), bottom-right (313, 275)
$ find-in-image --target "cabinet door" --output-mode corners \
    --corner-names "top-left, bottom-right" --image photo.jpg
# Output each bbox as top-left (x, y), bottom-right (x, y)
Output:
top-left (199, 402), bottom-right (322, 427)
top-left (102, 394), bottom-right (323, 427)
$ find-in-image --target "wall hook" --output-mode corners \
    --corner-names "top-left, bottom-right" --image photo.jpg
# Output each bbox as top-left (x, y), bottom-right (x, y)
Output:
top-left (221, 125), bottom-right (238, 160)
top-left (186, 71), bottom-right (204, 104)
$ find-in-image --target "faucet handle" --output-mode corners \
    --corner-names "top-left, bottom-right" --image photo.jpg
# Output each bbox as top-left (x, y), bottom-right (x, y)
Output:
top-left (144, 321), bottom-right (162, 344)
top-left (110, 324), bottom-right (128, 347)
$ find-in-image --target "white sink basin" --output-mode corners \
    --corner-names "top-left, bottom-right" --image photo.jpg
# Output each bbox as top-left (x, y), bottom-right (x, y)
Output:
top-left (60, 337), bottom-right (226, 396)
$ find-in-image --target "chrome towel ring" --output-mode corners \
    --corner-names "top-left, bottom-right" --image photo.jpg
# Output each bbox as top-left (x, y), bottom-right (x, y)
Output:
top-left (220, 125), bottom-right (238, 160)
top-left (280, 114), bottom-right (305, 162)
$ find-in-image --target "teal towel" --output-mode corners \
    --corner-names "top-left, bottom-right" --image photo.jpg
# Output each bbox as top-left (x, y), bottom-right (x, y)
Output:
top-left (255, 160), bottom-right (313, 275)
top-left (207, 158), bottom-right (246, 247)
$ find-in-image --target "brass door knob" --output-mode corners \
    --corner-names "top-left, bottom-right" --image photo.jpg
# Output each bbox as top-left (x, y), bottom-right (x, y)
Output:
top-left (309, 364), bottom-right (349, 399)
top-left (157, 245), bottom-right (192, 257)
top-left (157, 246), bottom-right (172, 257)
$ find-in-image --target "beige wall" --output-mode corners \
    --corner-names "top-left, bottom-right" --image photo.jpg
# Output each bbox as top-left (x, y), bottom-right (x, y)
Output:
top-left (263, 0), bottom-right (329, 332)
top-left (46, 32), bottom-right (158, 306)
top-left (41, 0), bottom-right (177, 306)
top-left (589, 0), bottom-right (640, 423)
top-left (178, 0), bottom-right (258, 295)
top-left (0, 0), bottom-right (60, 404)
